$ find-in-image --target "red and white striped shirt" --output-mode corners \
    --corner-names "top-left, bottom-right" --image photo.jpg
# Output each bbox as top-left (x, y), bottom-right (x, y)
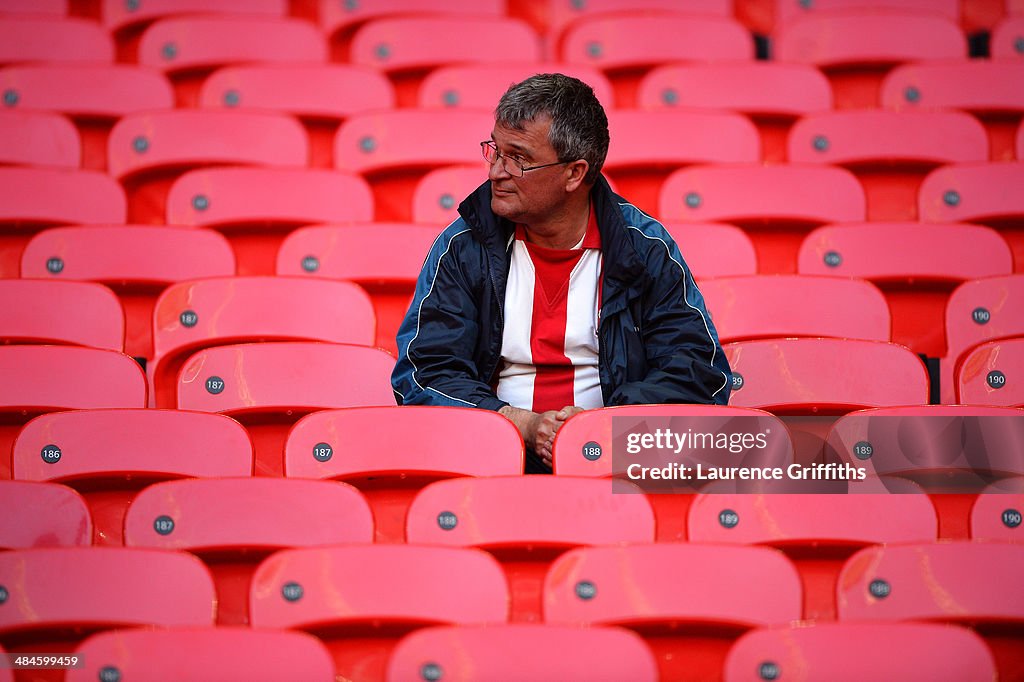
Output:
top-left (496, 209), bottom-right (604, 413)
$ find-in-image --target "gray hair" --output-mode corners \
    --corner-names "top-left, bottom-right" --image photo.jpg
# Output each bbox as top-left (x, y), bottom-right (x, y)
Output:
top-left (495, 73), bottom-right (609, 185)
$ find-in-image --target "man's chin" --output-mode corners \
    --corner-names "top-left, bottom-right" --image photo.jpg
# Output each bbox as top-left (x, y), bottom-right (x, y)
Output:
top-left (490, 194), bottom-right (517, 220)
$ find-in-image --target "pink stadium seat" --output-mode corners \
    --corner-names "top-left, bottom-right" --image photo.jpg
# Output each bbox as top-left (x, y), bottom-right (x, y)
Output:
top-left (797, 222), bottom-right (1013, 357)
top-left (698, 275), bottom-right (890, 344)
top-left (689, 490), bottom-right (938, 619)
top-left (333, 109), bottom-right (493, 222)
top-left (407, 476), bottom-right (655, 622)
top-left (0, 17), bottom-right (114, 66)
top-left (551, 405), bottom-right (794, 542)
top-left (638, 63), bottom-right (832, 163)
top-left (250, 545), bottom-right (508, 681)
top-left (176, 342), bottom-right (396, 477)
top-left (0, 0), bottom-right (66, 16)
top-left (0, 644), bottom-right (10, 682)
top-left (0, 547), bottom-right (215, 660)
top-left (543, 544), bottom-right (802, 682)
top-left (559, 14), bottom-right (754, 107)
top-left (124, 477), bottom-right (373, 625)
top-left (0, 64), bottom-right (174, 170)
top-left (0, 280), bottom-right (123, 351)
top-left (970, 478), bottom-right (1024, 542)
top-left (13, 409), bottom-right (253, 545)
top-left (775, 12), bottom-right (966, 109)
top-left (919, 162), bottom-right (1024, 273)
top-left (69, 627), bottom-right (334, 682)
top-left (788, 110), bottom-right (987, 221)
top-left (418, 63), bottom-right (615, 110)
top-left (137, 16), bottom-right (326, 106)
top-left (387, 625), bottom-right (658, 682)
top-left (0, 346), bottom-right (146, 481)
top-left (350, 17), bottom-right (540, 106)
top-left (662, 222), bottom-right (759, 278)
top-left (277, 223), bottom-right (443, 354)
top-left (992, 15), bottom-right (1024, 60)
top-left (724, 622), bottom-right (996, 682)
top-left (659, 164), bottom-right (865, 273)
top-left (198, 64), bottom-right (395, 168)
top-left (0, 167), bottom-right (125, 278)
top-left (772, 0), bottom-right (960, 28)
top-left (411, 164), bottom-right (487, 226)
top-left (102, 0), bottom-right (285, 35)
top-left (957, 338), bottom-right (1024, 407)
top-left (0, 481), bottom-right (92, 549)
top-left (725, 338), bottom-right (930, 413)
top-left (107, 110), bottom-right (308, 225)
top-left (881, 61), bottom-right (1024, 162)
top-left (604, 111), bottom-right (761, 218)
top-left (21, 225), bottom-right (235, 360)
top-left (150, 277), bottom-right (374, 409)
top-left (1018, 120), bottom-right (1024, 159)
top-left (165, 167), bottom-right (374, 274)
top-left (285, 406), bottom-right (523, 543)
top-left (838, 542), bottom-right (1024, 680)
top-left (942, 275), bottom-right (1024, 404)
top-left (0, 110), bottom-right (79, 168)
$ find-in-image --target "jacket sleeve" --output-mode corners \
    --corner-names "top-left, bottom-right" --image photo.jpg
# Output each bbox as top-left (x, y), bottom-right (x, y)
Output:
top-left (606, 226), bottom-right (732, 407)
top-left (391, 224), bottom-right (508, 411)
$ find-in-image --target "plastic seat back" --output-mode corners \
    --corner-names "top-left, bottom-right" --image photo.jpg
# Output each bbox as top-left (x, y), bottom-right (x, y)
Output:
top-left (0, 17), bottom-right (114, 66)
top-left (957, 338), bottom-right (1024, 407)
top-left (0, 481), bottom-right (92, 549)
top-left (418, 63), bottom-right (614, 110)
top-left (992, 15), bottom-right (1024, 60)
top-left (0, 279), bottom-right (124, 351)
top-left (411, 164), bottom-right (487, 226)
top-left (0, 110), bottom-right (80, 168)
top-left (662, 222), bottom-right (758, 278)
top-left (971, 478), bottom-right (1024, 542)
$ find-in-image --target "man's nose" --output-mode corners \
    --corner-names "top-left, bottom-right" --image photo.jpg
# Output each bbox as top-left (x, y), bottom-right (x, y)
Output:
top-left (487, 155), bottom-right (510, 181)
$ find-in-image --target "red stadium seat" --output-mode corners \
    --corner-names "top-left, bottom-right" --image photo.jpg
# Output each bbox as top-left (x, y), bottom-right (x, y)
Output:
top-left (543, 544), bottom-right (802, 682)
top-left (659, 164), bottom-right (865, 273)
top-left (165, 167), bottom-right (374, 274)
top-left (150, 276), bottom-right (374, 408)
top-left (1019, 120), bottom-right (1024, 159)
top-left (689, 490), bottom-right (938, 619)
top-left (102, 0), bottom-right (285, 35)
top-left (350, 17), bottom-right (540, 106)
top-left (198, 64), bottom-right (395, 168)
top-left (176, 342), bottom-right (396, 477)
top-left (387, 625), bottom-right (658, 682)
top-left (724, 622), bottom-right (996, 682)
top-left (249, 545), bottom-right (508, 681)
top-left (725, 338), bottom-right (930, 413)
top-left (277, 223), bottom-right (443, 354)
top-left (942, 275), bottom-right (1024, 404)
top-left (551, 405), bottom-right (794, 541)
top-left (838, 542), bottom-right (1024, 680)
top-left (0, 17), bottom-right (114, 66)
top-left (407, 476), bottom-right (655, 622)
top-left (919, 162), bottom-right (1024, 273)
top-left (21, 225), bottom-right (235, 360)
top-left (0, 644), bottom-right (11, 682)
top-left (957, 338), bottom-right (1024, 407)
top-left (411, 164), bottom-right (487, 226)
top-left (970, 478), bottom-right (1024, 542)
top-left (788, 110), bottom-right (987, 221)
top-left (992, 15), bottom-right (1024, 60)
top-left (604, 111), bottom-right (761, 217)
top-left (137, 16), bottom-right (326, 106)
top-left (107, 110), bottom-right (308, 225)
top-left (0, 110), bottom-right (79, 168)
top-left (663, 222), bottom-right (758, 278)
top-left (797, 222), bottom-right (1013, 357)
top-left (124, 477), bottom-right (373, 624)
top-left (881, 61), bottom-right (1024, 162)
top-left (0, 167), bottom-right (125, 278)
top-left (0, 481), bottom-right (92, 549)
top-left (558, 14), bottom-right (754, 107)
top-left (772, 0), bottom-right (960, 28)
top-left (418, 63), bottom-right (615, 110)
top-left (0, 280), bottom-right (123, 351)
top-left (69, 627), bottom-right (334, 682)
top-left (0, 0), bottom-right (66, 17)
top-left (638, 63), bottom-right (832, 163)
top-left (0, 547), bottom-right (215, 658)
top-left (333, 109), bottom-right (493, 222)
top-left (698, 275), bottom-right (890, 344)
top-left (775, 12), bottom-right (966, 109)
top-left (13, 409), bottom-right (253, 545)
top-left (0, 65), bottom-right (174, 170)
top-left (285, 406), bottom-right (523, 543)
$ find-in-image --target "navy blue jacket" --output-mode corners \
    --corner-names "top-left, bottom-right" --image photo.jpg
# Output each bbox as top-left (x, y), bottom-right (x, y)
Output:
top-left (391, 176), bottom-right (731, 410)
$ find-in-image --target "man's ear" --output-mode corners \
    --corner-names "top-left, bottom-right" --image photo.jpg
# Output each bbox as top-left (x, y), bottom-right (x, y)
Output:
top-left (564, 159), bottom-right (590, 192)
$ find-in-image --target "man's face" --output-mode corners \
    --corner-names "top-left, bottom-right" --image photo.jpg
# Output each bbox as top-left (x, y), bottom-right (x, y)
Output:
top-left (488, 116), bottom-right (568, 225)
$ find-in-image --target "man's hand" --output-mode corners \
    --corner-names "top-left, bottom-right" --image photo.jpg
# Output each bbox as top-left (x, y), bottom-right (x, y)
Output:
top-left (499, 405), bottom-right (585, 467)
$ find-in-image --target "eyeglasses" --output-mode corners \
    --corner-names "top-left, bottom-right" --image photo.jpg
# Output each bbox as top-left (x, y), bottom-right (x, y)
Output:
top-left (481, 140), bottom-right (571, 178)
